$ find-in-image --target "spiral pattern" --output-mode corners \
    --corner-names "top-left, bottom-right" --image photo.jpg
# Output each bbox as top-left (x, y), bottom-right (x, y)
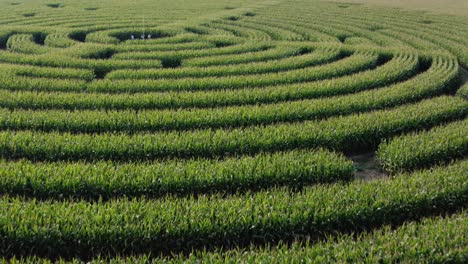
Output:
top-left (0, 0), bottom-right (467, 261)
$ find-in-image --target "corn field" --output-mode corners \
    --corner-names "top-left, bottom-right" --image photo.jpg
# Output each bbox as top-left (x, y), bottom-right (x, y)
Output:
top-left (0, 0), bottom-right (467, 262)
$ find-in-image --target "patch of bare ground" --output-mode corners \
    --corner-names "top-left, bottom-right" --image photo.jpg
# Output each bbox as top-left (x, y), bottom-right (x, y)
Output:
top-left (459, 65), bottom-right (468, 84)
top-left (349, 152), bottom-right (388, 181)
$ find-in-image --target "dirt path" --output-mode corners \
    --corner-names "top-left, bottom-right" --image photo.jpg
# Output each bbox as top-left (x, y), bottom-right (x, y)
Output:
top-left (460, 65), bottom-right (468, 85)
top-left (348, 152), bottom-right (388, 181)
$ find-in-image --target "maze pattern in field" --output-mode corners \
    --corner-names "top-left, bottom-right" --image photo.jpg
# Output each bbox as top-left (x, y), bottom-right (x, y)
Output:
top-left (0, 0), bottom-right (467, 262)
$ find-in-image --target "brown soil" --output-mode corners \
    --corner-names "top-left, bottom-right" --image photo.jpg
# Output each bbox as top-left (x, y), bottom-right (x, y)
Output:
top-left (349, 152), bottom-right (388, 181)
top-left (460, 65), bottom-right (468, 85)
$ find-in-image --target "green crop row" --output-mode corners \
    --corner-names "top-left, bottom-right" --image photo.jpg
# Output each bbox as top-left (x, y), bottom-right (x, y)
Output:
top-left (0, 149), bottom-right (353, 199)
top-left (202, 21), bottom-right (273, 41)
top-left (106, 48), bottom-right (338, 79)
top-left (383, 18), bottom-right (468, 69)
top-left (377, 118), bottom-right (468, 174)
top-left (0, 55), bottom-right (456, 133)
top-left (111, 41), bottom-right (272, 60)
top-left (88, 52), bottom-right (378, 93)
top-left (0, 160), bottom-right (466, 258)
top-left (118, 33), bottom-right (199, 45)
top-left (0, 49), bottom-right (163, 71)
top-left (229, 19), bottom-right (306, 40)
top-left (83, 31), bottom-right (121, 45)
top-left (182, 44), bottom-right (303, 66)
top-left (6, 33), bottom-right (51, 55)
top-left (164, 212), bottom-right (468, 263)
top-left (83, 27), bottom-right (181, 45)
top-left (112, 34), bottom-right (243, 51)
top-left (0, 96), bottom-right (465, 161)
top-left (182, 25), bottom-right (237, 38)
top-left (43, 212), bottom-right (466, 263)
top-left (64, 44), bottom-right (118, 60)
top-left (114, 42), bottom-right (215, 52)
top-left (238, 17), bottom-right (339, 43)
top-left (0, 74), bottom-right (87, 92)
top-left (44, 32), bottom-right (78, 48)
top-left (0, 63), bottom-right (95, 81)
top-left (0, 52), bottom-right (419, 110)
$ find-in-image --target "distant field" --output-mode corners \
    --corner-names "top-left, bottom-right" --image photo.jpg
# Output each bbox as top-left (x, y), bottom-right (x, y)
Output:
top-left (0, 0), bottom-right (467, 262)
top-left (327, 0), bottom-right (468, 16)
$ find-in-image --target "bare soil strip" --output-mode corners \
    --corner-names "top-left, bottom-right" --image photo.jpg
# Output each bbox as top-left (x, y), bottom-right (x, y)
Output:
top-left (349, 152), bottom-right (388, 181)
top-left (460, 65), bottom-right (468, 84)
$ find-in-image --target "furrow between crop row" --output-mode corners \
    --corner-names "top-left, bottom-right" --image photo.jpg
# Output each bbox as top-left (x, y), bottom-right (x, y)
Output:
top-left (0, 161), bottom-right (466, 258)
top-left (0, 96), bottom-right (466, 162)
top-left (0, 55), bottom-right (457, 133)
top-left (0, 53), bottom-right (419, 110)
top-left (106, 48), bottom-right (337, 79)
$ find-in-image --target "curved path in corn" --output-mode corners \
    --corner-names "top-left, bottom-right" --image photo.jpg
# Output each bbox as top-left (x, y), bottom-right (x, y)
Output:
top-left (0, 0), bottom-right (467, 261)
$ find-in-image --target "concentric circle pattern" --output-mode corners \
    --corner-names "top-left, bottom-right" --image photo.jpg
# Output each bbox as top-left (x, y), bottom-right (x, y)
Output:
top-left (0, 0), bottom-right (467, 262)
